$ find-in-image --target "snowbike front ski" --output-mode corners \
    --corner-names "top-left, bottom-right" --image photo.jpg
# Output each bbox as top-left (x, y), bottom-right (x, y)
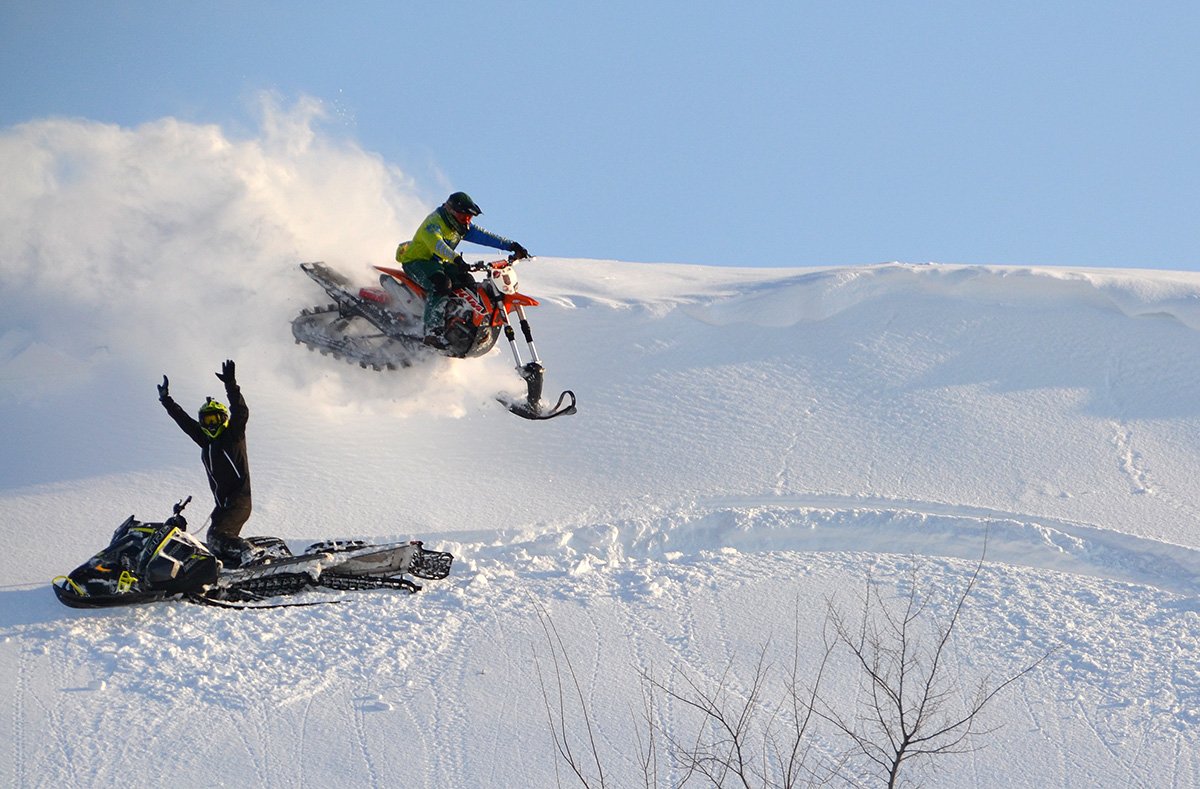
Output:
top-left (499, 363), bottom-right (577, 420)
top-left (293, 257), bottom-right (577, 420)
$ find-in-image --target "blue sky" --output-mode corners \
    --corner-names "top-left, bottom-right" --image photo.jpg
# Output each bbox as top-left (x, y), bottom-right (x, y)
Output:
top-left (2, 1), bottom-right (1197, 270)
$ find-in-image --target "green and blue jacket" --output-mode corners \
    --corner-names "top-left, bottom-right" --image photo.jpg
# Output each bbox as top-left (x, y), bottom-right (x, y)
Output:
top-left (397, 206), bottom-right (517, 265)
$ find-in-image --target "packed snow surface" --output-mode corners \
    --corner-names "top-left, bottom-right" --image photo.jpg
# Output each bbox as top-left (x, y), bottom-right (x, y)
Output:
top-left (2, 111), bottom-right (1199, 787)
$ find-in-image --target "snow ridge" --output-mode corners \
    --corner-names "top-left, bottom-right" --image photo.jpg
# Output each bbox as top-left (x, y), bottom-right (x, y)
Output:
top-left (682, 263), bottom-right (1200, 331)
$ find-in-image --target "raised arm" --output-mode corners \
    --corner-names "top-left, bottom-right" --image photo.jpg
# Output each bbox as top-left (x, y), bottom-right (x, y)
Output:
top-left (158, 375), bottom-right (207, 446)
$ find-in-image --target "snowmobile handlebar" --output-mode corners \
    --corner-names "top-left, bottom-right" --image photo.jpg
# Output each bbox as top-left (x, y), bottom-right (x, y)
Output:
top-left (165, 495), bottom-right (193, 530)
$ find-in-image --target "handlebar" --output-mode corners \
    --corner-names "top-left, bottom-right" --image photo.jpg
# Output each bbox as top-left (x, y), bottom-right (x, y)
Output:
top-left (467, 252), bottom-right (529, 272)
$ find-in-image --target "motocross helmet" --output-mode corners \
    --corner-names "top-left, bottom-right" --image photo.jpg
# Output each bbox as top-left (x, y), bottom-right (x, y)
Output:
top-left (444, 192), bottom-right (482, 226)
top-left (198, 397), bottom-right (230, 438)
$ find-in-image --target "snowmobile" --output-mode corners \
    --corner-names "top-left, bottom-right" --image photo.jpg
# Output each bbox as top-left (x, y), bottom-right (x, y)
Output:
top-left (52, 496), bottom-right (454, 609)
top-left (291, 252), bottom-right (577, 421)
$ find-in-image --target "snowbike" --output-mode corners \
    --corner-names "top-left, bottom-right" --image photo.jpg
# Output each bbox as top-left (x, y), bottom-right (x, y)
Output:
top-left (292, 253), bottom-right (577, 421)
top-left (52, 496), bottom-right (454, 609)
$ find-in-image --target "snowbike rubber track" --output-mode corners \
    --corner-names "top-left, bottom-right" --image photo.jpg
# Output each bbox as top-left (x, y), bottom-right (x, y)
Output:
top-left (292, 304), bottom-right (425, 372)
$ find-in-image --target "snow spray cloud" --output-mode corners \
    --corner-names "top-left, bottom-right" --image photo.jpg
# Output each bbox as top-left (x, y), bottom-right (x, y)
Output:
top-left (0, 95), bottom-right (474, 407)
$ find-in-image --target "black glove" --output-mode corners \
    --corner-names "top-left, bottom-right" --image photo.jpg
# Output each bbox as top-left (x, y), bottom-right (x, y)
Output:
top-left (450, 255), bottom-right (475, 289)
top-left (216, 359), bottom-right (236, 384)
top-left (157, 375), bottom-right (169, 402)
top-left (430, 270), bottom-right (454, 297)
top-left (510, 242), bottom-right (530, 260)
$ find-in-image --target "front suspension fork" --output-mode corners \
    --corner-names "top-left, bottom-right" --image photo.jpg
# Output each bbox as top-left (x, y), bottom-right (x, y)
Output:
top-left (503, 304), bottom-right (545, 405)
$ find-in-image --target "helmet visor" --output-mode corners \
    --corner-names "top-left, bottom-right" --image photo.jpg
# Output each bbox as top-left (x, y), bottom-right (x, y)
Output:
top-left (201, 412), bottom-right (225, 430)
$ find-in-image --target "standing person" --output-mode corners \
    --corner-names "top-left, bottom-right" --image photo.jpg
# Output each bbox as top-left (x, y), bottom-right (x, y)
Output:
top-left (157, 359), bottom-right (258, 566)
top-left (397, 191), bottom-right (530, 347)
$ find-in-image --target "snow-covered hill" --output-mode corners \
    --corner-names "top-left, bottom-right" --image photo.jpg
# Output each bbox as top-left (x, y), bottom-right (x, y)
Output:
top-left (2, 111), bottom-right (1199, 787)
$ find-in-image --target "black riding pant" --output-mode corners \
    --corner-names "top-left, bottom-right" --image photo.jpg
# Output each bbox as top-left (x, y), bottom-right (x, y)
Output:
top-left (208, 490), bottom-right (252, 539)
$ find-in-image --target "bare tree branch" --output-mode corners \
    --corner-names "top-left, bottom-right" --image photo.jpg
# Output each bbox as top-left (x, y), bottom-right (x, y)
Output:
top-left (812, 528), bottom-right (1054, 787)
top-left (535, 529), bottom-right (1050, 789)
top-left (533, 601), bottom-right (608, 788)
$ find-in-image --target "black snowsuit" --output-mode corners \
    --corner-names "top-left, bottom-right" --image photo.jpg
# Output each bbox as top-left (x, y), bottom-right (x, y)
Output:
top-left (161, 379), bottom-right (252, 541)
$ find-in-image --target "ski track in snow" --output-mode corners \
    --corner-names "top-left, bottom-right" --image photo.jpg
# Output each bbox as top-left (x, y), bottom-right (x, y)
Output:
top-left (5, 494), bottom-right (1200, 786)
top-left (7, 459), bottom-right (1200, 784)
top-left (436, 493), bottom-right (1200, 599)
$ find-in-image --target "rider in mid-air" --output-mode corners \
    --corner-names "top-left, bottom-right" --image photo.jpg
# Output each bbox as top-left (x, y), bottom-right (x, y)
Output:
top-left (396, 191), bottom-right (529, 348)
